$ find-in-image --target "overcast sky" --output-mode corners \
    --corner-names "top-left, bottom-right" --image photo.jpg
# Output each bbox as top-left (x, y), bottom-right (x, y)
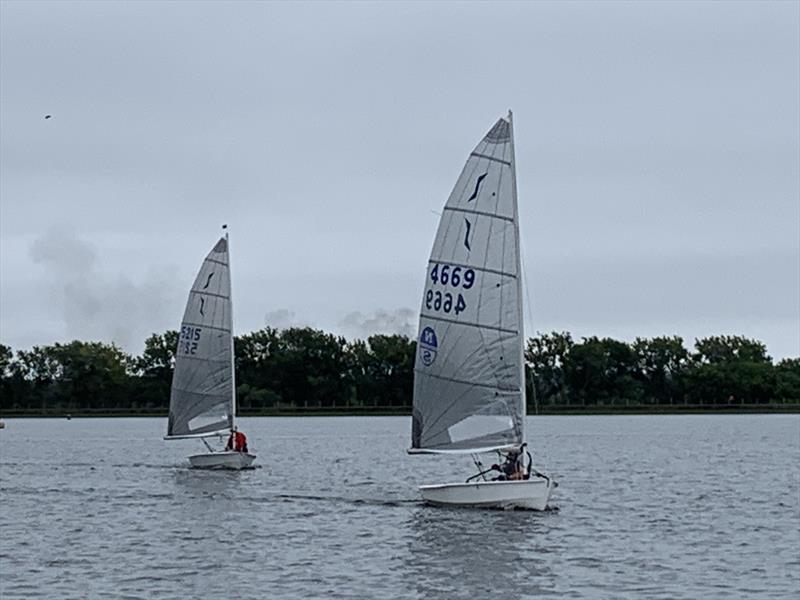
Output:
top-left (1, 0), bottom-right (798, 359)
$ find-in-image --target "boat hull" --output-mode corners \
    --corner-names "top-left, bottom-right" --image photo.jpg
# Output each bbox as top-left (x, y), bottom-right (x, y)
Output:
top-left (188, 451), bottom-right (256, 470)
top-left (420, 478), bottom-right (552, 510)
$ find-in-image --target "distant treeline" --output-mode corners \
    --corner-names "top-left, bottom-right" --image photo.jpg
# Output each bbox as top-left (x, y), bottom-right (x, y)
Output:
top-left (1, 329), bottom-right (798, 414)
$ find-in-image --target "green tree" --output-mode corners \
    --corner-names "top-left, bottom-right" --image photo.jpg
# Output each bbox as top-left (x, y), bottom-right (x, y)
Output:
top-left (632, 336), bottom-right (689, 405)
top-left (235, 327), bottom-right (284, 407)
top-left (237, 327), bottom-right (352, 408)
top-left (14, 345), bottom-right (62, 410)
top-left (775, 358), bottom-right (800, 403)
top-left (525, 331), bottom-right (573, 406)
top-left (686, 336), bottom-right (776, 404)
top-left (0, 344), bottom-right (29, 410)
top-left (563, 337), bottom-right (643, 406)
top-left (48, 341), bottom-right (132, 409)
top-left (130, 330), bottom-right (179, 408)
top-left (693, 335), bottom-right (770, 364)
top-left (351, 334), bottom-right (415, 408)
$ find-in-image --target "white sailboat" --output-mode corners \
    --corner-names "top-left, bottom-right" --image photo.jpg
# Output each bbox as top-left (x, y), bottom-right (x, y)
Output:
top-left (409, 112), bottom-right (554, 509)
top-left (164, 229), bottom-right (255, 469)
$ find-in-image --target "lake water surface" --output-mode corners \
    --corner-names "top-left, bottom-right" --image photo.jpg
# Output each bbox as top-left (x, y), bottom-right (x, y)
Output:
top-left (1, 415), bottom-right (798, 599)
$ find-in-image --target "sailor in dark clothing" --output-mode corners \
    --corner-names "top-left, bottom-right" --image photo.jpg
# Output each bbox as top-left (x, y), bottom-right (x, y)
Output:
top-left (494, 448), bottom-right (525, 481)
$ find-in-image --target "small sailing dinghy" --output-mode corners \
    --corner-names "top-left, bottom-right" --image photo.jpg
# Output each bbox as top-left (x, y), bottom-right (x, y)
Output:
top-left (409, 112), bottom-right (554, 510)
top-left (165, 229), bottom-right (255, 470)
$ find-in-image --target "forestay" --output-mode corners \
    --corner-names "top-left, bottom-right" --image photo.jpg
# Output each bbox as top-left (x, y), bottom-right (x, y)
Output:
top-left (412, 115), bottom-right (525, 453)
top-left (167, 237), bottom-right (234, 438)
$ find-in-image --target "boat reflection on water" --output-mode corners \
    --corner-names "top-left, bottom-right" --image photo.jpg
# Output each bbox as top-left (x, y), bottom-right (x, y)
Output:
top-left (403, 506), bottom-right (557, 597)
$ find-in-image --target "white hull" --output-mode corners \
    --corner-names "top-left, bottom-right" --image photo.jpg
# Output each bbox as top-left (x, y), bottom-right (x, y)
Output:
top-left (188, 451), bottom-right (256, 470)
top-left (420, 478), bottom-right (552, 510)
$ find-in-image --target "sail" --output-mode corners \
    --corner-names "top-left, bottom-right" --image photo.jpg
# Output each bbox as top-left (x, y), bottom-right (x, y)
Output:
top-left (411, 115), bottom-right (525, 453)
top-left (166, 236), bottom-right (234, 438)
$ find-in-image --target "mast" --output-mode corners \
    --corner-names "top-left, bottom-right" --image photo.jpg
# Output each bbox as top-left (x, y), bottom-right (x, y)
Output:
top-left (508, 110), bottom-right (526, 441)
top-left (225, 224), bottom-right (236, 431)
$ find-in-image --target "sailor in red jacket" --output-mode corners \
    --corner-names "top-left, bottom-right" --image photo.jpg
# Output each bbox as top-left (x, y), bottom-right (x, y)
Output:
top-left (225, 425), bottom-right (248, 453)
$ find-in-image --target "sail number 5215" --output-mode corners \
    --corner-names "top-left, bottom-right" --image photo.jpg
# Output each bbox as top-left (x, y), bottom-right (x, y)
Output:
top-left (179, 325), bottom-right (202, 355)
top-left (430, 263), bottom-right (475, 289)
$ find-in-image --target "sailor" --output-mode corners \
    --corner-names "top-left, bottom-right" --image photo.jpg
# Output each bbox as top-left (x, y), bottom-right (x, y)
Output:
top-left (225, 425), bottom-right (248, 453)
top-left (496, 448), bottom-right (525, 481)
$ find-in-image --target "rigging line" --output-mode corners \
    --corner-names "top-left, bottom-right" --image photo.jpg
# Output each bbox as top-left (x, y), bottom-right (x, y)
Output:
top-left (519, 231), bottom-right (540, 419)
top-left (519, 232), bottom-right (536, 337)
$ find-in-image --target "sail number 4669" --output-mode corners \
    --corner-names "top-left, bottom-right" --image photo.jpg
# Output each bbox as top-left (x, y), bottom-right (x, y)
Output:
top-left (430, 264), bottom-right (475, 289)
top-left (426, 263), bottom-right (473, 315)
top-left (425, 290), bottom-right (467, 315)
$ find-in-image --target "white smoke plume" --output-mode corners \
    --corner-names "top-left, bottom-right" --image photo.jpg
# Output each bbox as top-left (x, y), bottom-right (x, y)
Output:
top-left (337, 307), bottom-right (416, 341)
top-left (263, 309), bottom-right (308, 330)
top-left (29, 228), bottom-right (180, 352)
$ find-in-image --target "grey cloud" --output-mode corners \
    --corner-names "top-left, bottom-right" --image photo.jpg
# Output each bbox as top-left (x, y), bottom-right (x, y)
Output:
top-left (1, 1), bottom-right (798, 358)
top-left (529, 250), bottom-right (799, 325)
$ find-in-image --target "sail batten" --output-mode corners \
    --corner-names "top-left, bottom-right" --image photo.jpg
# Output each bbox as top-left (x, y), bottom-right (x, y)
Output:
top-left (167, 236), bottom-right (234, 438)
top-left (418, 313), bottom-right (518, 335)
top-left (443, 206), bottom-right (516, 223)
top-left (411, 115), bottom-right (525, 453)
top-left (469, 152), bottom-right (512, 166)
top-left (426, 260), bottom-right (516, 279)
top-left (412, 370), bottom-right (522, 392)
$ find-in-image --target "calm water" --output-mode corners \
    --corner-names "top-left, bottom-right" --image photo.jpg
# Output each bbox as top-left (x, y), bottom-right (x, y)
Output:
top-left (1, 415), bottom-right (798, 599)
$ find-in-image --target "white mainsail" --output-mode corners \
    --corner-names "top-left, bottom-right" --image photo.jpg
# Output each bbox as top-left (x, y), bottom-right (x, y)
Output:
top-left (166, 236), bottom-right (235, 438)
top-left (411, 114), bottom-right (525, 453)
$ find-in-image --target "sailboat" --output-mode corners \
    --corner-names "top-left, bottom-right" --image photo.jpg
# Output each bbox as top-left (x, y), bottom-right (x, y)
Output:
top-left (164, 229), bottom-right (255, 469)
top-left (409, 112), bottom-right (554, 509)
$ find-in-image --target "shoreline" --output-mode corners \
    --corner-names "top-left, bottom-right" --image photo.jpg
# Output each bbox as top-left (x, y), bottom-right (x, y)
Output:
top-left (2, 404), bottom-right (798, 418)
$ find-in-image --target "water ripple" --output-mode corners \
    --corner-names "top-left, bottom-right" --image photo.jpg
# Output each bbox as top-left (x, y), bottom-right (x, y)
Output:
top-left (1, 415), bottom-right (798, 599)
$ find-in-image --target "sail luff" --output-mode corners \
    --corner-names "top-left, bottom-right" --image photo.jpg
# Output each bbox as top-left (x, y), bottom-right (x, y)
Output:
top-left (508, 111), bottom-right (527, 436)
